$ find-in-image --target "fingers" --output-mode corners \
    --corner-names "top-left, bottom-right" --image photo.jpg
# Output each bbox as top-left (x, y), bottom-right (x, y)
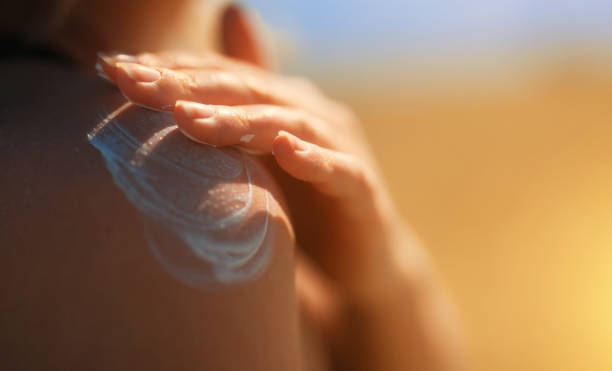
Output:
top-left (96, 52), bottom-right (218, 81)
top-left (110, 62), bottom-right (271, 110)
top-left (95, 52), bottom-right (318, 112)
top-left (127, 51), bottom-right (223, 70)
top-left (96, 53), bottom-right (372, 200)
top-left (96, 53), bottom-right (137, 82)
top-left (272, 131), bottom-right (372, 198)
top-left (174, 101), bottom-right (329, 152)
top-left (98, 51), bottom-right (247, 77)
top-left (96, 51), bottom-right (268, 110)
top-left (174, 101), bottom-right (369, 199)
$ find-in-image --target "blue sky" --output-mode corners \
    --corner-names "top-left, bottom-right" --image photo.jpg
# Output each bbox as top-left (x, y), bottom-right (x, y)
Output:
top-left (247, 0), bottom-right (612, 64)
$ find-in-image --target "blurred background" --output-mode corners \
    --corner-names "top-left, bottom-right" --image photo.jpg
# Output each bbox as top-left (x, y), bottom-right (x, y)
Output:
top-left (248, 1), bottom-right (612, 370)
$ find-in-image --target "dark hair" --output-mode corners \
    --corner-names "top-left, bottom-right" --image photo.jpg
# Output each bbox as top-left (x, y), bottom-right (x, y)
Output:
top-left (0, 0), bottom-right (77, 42)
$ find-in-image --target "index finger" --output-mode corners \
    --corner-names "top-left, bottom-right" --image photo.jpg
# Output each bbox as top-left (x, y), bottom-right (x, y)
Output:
top-left (111, 62), bottom-right (276, 110)
top-left (96, 51), bottom-right (253, 82)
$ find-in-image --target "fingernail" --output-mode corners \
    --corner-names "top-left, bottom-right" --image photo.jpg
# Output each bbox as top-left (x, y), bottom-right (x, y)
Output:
top-left (177, 100), bottom-right (216, 119)
top-left (193, 117), bottom-right (217, 128)
top-left (278, 131), bottom-right (309, 153)
top-left (179, 128), bottom-right (216, 146)
top-left (97, 51), bottom-right (137, 65)
top-left (117, 62), bottom-right (161, 83)
top-left (94, 61), bottom-right (111, 81)
top-left (114, 53), bottom-right (138, 63)
top-left (96, 51), bottom-right (113, 66)
top-left (97, 72), bottom-right (111, 82)
top-left (293, 136), bottom-right (310, 153)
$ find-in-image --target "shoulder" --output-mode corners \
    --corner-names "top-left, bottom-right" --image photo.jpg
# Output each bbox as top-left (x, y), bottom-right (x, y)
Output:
top-left (0, 60), bottom-right (303, 371)
top-left (90, 101), bottom-right (292, 284)
top-left (0, 60), bottom-right (293, 284)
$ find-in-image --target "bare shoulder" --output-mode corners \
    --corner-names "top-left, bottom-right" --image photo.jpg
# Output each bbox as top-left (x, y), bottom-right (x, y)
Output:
top-left (0, 60), bottom-right (134, 252)
top-left (88, 101), bottom-right (292, 284)
top-left (0, 61), bottom-right (299, 370)
top-left (0, 60), bottom-right (292, 283)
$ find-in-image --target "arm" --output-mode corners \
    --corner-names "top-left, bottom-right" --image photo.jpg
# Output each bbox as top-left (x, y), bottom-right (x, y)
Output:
top-left (86, 102), bottom-right (304, 370)
top-left (95, 51), bottom-right (467, 370)
top-left (0, 64), bottom-right (303, 370)
top-left (343, 225), bottom-right (466, 371)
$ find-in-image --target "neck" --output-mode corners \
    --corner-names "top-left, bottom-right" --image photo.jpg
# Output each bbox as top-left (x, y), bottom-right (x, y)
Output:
top-left (51, 0), bottom-right (224, 69)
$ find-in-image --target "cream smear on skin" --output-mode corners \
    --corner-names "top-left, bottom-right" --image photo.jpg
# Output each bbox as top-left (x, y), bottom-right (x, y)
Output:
top-left (88, 102), bottom-right (273, 285)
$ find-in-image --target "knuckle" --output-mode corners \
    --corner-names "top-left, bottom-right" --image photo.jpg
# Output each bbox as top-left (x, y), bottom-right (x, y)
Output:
top-left (177, 71), bottom-right (198, 96)
top-left (291, 110), bottom-right (310, 132)
top-left (287, 109), bottom-right (322, 141)
top-left (233, 109), bottom-right (251, 132)
top-left (321, 153), bottom-right (335, 177)
top-left (211, 71), bottom-right (253, 99)
top-left (244, 75), bottom-right (273, 103)
top-left (247, 106), bottom-right (274, 131)
top-left (345, 156), bottom-right (375, 193)
top-left (154, 69), bottom-right (188, 98)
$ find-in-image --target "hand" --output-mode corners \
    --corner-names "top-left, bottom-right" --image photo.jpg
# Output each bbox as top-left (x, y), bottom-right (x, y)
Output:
top-left (96, 51), bottom-right (426, 302)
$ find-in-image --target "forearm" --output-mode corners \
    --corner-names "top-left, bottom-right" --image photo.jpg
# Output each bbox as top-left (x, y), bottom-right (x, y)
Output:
top-left (340, 226), bottom-right (466, 371)
top-left (359, 277), bottom-right (465, 370)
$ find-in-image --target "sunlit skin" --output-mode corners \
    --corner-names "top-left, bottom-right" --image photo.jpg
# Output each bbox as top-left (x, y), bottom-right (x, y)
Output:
top-left (95, 46), bottom-right (464, 370)
top-left (96, 50), bottom-right (412, 297)
top-left (1, 0), bottom-right (465, 370)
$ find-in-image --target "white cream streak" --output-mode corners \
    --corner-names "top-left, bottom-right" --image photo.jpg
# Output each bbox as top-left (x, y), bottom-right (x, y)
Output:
top-left (88, 102), bottom-right (273, 285)
top-left (240, 133), bottom-right (254, 143)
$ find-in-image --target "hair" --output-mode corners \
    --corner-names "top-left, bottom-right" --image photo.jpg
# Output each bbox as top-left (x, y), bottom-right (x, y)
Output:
top-left (0, 0), bottom-right (78, 42)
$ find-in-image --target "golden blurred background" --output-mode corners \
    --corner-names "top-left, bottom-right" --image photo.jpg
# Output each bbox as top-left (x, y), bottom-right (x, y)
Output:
top-left (336, 60), bottom-right (612, 371)
top-left (251, 1), bottom-right (612, 369)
